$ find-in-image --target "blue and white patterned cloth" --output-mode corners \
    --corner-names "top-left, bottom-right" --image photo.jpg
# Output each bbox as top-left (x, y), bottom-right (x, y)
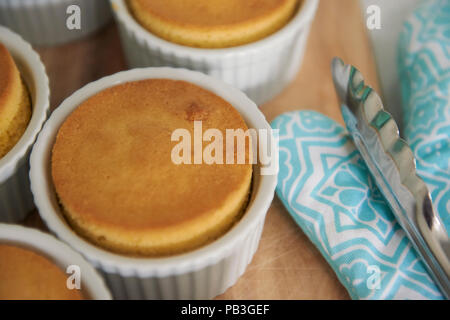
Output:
top-left (271, 0), bottom-right (449, 300)
top-left (272, 111), bottom-right (444, 299)
top-left (398, 0), bottom-right (450, 231)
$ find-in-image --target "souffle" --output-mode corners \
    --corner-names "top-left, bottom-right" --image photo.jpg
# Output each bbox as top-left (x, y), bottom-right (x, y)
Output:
top-left (0, 43), bottom-right (31, 158)
top-left (0, 244), bottom-right (83, 300)
top-left (127, 0), bottom-right (299, 48)
top-left (51, 79), bottom-right (253, 256)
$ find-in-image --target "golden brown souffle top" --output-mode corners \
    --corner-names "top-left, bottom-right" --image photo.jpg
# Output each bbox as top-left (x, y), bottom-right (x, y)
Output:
top-left (0, 43), bottom-right (32, 158)
top-left (51, 79), bottom-right (253, 256)
top-left (0, 244), bottom-right (83, 300)
top-left (127, 0), bottom-right (300, 48)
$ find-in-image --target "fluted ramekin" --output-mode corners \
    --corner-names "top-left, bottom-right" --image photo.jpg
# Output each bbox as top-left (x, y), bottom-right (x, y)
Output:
top-left (0, 223), bottom-right (111, 299)
top-left (30, 67), bottom-right (278, 299)
top-left (110, 0), bottom-right (319, 105)
top-left (0, 26), bottom-right (50, 223)
top-left (0, 0), bottom-right (112, 47)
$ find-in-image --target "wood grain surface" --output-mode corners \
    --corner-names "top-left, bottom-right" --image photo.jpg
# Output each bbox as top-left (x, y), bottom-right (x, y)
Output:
top-left (23, 0), bottom-right (380, 299)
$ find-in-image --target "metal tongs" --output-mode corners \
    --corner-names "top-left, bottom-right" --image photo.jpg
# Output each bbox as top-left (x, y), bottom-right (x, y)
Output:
top-left (331, 57), bottom-right (450, 298)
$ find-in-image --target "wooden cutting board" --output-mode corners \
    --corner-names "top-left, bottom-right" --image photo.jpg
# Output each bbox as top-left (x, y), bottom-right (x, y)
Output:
top-left (25, 0), bottom-right (380, 299)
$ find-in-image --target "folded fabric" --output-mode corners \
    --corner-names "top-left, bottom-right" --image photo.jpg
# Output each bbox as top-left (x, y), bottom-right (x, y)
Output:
top-left (398, 0), bottom-right (450, 230)
top-left (271, 110), bottom-right (444, 299)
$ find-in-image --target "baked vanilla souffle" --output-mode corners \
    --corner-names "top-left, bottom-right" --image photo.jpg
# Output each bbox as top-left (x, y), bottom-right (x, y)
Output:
top-left (0, 43), bottom-right (31, 159)
top-left (51, 79), bottom-right (253, 256)
top-left (126, 0), bottom-right (300, 48)
top-left (0, 244), bottom-right (83, 300)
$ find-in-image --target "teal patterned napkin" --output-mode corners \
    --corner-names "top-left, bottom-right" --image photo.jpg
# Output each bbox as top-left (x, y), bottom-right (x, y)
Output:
top-left (398, 0), bottom-right (450, 231)
top-left (271, 0), bottom-right (449, 300)
top-left (272, 111), bottom-right (444, 299)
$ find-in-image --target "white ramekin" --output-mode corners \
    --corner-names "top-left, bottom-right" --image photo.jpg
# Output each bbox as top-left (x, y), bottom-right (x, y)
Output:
top-left (0, 26), bottom-right (50, 223)
top-left (0, 0), bottom-right (112, 47)
top-left (110, 0), bottom-right (319, 105)
top-left (30, 67), bottom-right (278, 299)
top-left (0, 223), bottom-right (112, 299)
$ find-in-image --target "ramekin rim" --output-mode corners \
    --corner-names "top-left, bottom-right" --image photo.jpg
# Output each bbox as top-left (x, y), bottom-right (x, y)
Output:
top-left (0, 26), bottom-right (50, 183)
top-left (30, 67), bottom-right (278, 277)
top-left (0, 223), bottom-right (112, 300)
top-left (110, 0), bottom-right (319, 57)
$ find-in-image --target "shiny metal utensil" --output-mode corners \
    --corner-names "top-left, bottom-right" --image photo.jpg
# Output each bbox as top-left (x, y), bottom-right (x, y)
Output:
top-left (331, 57), bottom-right (450, 299)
